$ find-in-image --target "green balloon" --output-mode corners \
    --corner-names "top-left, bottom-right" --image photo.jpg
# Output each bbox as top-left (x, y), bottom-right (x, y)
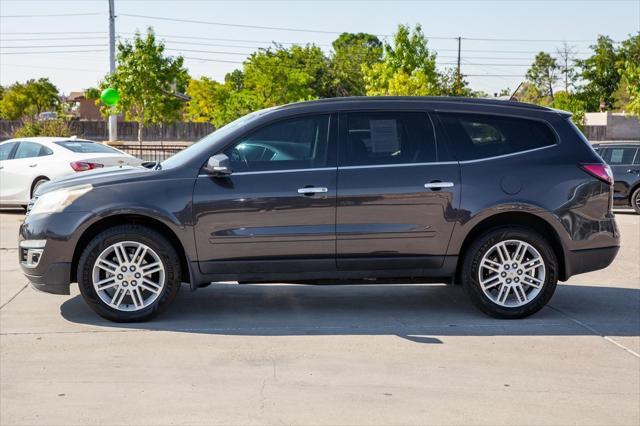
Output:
top-left (100, 87), bottom-right (120, 106)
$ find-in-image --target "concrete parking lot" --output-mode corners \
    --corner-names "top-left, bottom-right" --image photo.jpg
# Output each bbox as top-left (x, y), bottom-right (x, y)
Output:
top-left (0, 210), bottom-right (638, 426)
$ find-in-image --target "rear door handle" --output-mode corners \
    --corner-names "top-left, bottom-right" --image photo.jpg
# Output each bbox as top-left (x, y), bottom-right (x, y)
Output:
top-left (28, 164), bottom-right (37, 168)
top-left (297, 187), bottom-right (328, 195)
top-left (424, 182), bottom-right (454, 190)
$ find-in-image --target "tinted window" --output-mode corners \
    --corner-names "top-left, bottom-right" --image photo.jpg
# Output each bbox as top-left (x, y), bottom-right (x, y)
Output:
top-left (343, 112), bottom-right (435, 166)
top-left (634, 149), bottom-right (640, 165)
top-left (0, 142), bottom-right (16, 160)
top-left (14, 142), bottom-right (48, 159)
top-left (224, 115), bottom-right (330, 172)
top-left (437, 113), bottom-right (556, 161)
top-left (56, 140), bottom-right (120, 154)
top-left (601, 147), bottom-right (637, 165)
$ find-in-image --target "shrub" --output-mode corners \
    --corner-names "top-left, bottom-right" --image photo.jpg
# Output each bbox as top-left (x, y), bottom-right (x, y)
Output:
top-left (12, 119), bottom-right (73, 138)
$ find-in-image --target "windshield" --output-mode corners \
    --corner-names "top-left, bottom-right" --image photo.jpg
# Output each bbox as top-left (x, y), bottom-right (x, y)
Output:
top-left (160, 109), bottom-right (270, 169)
top-left (56, 140), bottom-right (121, 154)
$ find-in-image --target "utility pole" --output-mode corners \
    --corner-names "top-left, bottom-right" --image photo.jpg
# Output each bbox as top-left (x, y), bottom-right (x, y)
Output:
top-left (456, 36), bottom-right (462, 94)
top-left (108, 0), bottom-right (117, 142)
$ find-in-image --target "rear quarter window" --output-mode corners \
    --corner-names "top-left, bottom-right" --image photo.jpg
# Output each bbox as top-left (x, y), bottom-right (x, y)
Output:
top-left (437, 112), bottom-right (556, 161)
top-left (55, 140), bottom-right (120, 154)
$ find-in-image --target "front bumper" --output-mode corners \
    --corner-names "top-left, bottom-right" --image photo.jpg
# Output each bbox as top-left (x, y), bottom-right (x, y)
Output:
top-left (563, 245), bottom-right (619, 280)
top-left (22, 262), bottom-right (72, 295)
top-left (19, 211), bottom-right (90, 295)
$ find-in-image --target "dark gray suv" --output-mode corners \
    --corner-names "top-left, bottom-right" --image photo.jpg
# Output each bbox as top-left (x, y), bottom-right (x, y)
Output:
top-left (19, 97), bottom-right (620, 322)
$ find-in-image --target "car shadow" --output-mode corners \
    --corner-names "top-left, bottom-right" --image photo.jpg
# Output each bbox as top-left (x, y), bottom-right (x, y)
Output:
top-left (59, 282), bottom-right (640, 343)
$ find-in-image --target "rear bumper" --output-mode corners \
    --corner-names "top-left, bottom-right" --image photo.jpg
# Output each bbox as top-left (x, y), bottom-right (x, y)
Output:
top-left (563, 245), bottom-right (619, 280)
top-left (22, 262), bottom-right (72, 295)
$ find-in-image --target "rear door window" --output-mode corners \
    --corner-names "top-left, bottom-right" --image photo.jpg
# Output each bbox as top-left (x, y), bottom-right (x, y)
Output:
top-left (342, 112), bottom-right (436, 166)
top-left (0, 142), bottom-right (17, 160)
top-left (437, 112), bottom-right (556, 161)
top-left (56, 140), bottom-right (120, 154)
top-left (601, 147), bottom-right (637, 165)
top-left (13, 142), bottom-right (49, 159)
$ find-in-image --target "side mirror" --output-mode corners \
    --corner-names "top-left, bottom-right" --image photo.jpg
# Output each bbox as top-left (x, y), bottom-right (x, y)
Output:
top-left (204, 154), bottom-right (232, 177)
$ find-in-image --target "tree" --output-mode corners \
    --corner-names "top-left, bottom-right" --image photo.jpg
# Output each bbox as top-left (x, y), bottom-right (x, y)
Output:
top-left (615, 33), bottom-right (640, 116)
top-left (0, 78), bottom-right (59, 120)
top-left (99, 28), bottom-right (189, 142)
top-left (328, 32), bottom-right (383, 96)
top-left (551, 91), bottom-right (586, 128)
top-left (556, 42), bottom-right (579, 93)
top-left (362, 24), bottom-right (440, 96)
top-left (243, 44), bottom-right (330, 106)
top-left (185, 77), bottom-right (230, 125)
top-left (526, 52), bottom-right (559, 101)
top-left (576, 35), bottom-right (620, 111)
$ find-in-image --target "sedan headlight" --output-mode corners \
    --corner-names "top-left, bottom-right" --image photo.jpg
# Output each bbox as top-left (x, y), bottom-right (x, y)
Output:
top-left (30, 184), bottom-right (93, 215)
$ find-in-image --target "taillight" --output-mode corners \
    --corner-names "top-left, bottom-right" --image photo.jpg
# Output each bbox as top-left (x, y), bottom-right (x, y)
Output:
top-left (70, 161), bottom-right (104, 172)
top-left (579, 163), bottom-right (613, 185)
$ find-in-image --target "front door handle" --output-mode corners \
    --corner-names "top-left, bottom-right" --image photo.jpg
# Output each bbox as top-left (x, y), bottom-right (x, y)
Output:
top-left (424, 182), bottom-right (454, 190)
top-left (28, 164), bottom-right (37, 168)
top-left (627, 169), bottom-right (640, 174)
top-left (297, 187), bottom-right (328, 195)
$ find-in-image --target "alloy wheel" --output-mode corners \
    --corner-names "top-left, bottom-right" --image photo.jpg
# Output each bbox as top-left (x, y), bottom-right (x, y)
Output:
top-left (92, 241), bottom-right (165, 311)
top-left (478, 239), bottom-right (546, 308)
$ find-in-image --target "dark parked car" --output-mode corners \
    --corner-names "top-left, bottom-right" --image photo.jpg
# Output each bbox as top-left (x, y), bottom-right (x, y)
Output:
top-left (19, 97), bottom-right (619, 322)
top-left (593, 142), bottom-right (640, 214)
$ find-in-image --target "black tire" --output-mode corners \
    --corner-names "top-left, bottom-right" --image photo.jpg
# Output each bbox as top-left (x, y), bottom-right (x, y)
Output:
top-left (77, 225), bottom-right (181, 322)
top-left (31, 177), bottom-right (49, 198)
top-left (632, 187), bottom-right (640, 214)
top-left (461, 226), bottom-right (558, 319)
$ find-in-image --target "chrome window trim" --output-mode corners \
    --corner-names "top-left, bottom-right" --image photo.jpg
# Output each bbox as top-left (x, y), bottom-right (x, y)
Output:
top-left (458, 144), bottom-right (556, 164)
top-left (338, 161), bottom-right (457, 170)
top-left (198, 167), bottom-right (336, 177)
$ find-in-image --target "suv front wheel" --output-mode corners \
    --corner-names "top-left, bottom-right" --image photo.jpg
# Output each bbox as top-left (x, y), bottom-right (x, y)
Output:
top-left (77, 225), bottom-right (182, 322)
top-left (462, 226), bottom-right (558, 319)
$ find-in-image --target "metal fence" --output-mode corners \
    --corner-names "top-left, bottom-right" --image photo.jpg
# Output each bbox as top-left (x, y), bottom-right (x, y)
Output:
top-left (114, 144), bottom-right (187, 162)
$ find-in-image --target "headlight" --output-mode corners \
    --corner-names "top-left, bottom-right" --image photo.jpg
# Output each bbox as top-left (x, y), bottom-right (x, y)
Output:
top-left (30, 184), bottom-right (93, 215)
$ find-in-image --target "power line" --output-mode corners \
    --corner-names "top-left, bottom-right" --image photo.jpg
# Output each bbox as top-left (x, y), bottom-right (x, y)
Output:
top-left (0, 49), bottom-right (107, 55)
top-left (0, 31), bottom-right (104, 35)
top-left (1, 44), bottom-right (107, 49)
top-left (0, 13), bottom-right (104, 18)
top-left (1, 36), bottom-right (107, 41)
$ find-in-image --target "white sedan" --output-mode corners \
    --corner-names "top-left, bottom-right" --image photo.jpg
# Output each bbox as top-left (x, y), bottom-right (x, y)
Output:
top-left (0, 137), bottom-right (142, 207)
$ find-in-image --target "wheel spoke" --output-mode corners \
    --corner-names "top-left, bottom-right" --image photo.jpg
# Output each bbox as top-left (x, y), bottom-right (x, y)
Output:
top-left (142, 262), bottom-right (162, 276)
top-left (113, 243), bottom-right (130, 264)
top-left (96, 258), bottom-right (118, 273)
top-left (481, 261), bottom-right (501, 274)
top-left (110, 286), bottom-right (126, 308)
top-left (513, 284), bottom-right (527, 303)
top-left (497, 285), bottom-right (510, 304)
top-left (480, 275), bottom-right (501, 290)
top-left (140, 278), bottom-right (162, 294)
top-left (513, 242), bottom-right (526, 263)
top-left (496, 243), bottom-right (510, 263)
top-left (95, 277), bottom-right (117, 291)
top-left (132, 287), bottom-right (144, 308)
top-left (524, 275), bottom-right (544, 288)
top-left (135, 247), bottom-right (148, 266)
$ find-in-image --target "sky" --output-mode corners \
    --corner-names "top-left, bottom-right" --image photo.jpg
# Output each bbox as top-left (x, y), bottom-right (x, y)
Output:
top-left (1, 0), bottom-right (639, 96)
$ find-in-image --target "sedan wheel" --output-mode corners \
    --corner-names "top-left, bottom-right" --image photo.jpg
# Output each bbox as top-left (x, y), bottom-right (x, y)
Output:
top-left (633, 188), bottom-right (640, 214)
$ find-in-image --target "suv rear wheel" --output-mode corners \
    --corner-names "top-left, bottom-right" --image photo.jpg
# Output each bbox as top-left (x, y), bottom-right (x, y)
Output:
top-left (462, 226), bottom-right (558, 319)
top-left (77, 225), bottom-right (182, 322)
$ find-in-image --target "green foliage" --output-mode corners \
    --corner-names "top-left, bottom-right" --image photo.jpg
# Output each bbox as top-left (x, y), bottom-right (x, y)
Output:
top-left (243, 44), bottom-right (330, 106)
top-left (363, 24), bottom-right (440, 96)
top-left (551, 91), bottom-right (586, 129)
top-left (526, 52), bottom-right (559, 101)
top-left (615, 33), bottom-right (640, 116)
top-left (0, 78), bottom-right (59, 120)
top-left (97, 28), bottom-right (190, 141)
top-left (12, 119), bottom-right (72, 138)
top-left (329, 33), bottom-right (383, 96)
top-left (576, 35), bottom-right (621, 111)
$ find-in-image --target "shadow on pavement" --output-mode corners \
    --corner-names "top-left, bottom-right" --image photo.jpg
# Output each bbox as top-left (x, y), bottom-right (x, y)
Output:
top-left (59, 282), bottom-right (640, 342)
